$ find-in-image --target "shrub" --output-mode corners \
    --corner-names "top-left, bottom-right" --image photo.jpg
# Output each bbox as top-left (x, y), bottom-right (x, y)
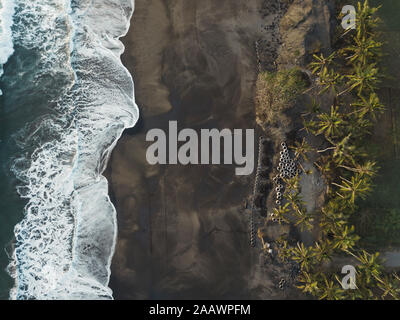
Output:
top-left (255, 68), bottom-right (308, 128)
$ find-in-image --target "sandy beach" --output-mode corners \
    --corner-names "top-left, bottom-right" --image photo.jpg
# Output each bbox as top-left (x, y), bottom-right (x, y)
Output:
top-left (106, 0), bottom-right (305, 299)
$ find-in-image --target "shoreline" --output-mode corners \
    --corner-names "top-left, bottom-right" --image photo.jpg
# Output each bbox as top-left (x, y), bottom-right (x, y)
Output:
top-left (1, 0), bottom-right (139, 300)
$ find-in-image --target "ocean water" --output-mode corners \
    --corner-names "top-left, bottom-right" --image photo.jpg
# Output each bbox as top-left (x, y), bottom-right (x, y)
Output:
top-left (0, 0), bottom-right (138, 299)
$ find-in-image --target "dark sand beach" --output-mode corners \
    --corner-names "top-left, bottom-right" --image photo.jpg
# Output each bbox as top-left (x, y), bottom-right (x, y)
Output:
top-left (106, 0), bottom-right (305, 299)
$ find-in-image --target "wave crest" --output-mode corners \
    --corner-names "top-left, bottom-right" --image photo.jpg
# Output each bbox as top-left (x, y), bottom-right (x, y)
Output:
top-left (8, 0), bottom-right (138, 299)
top-left (0, 0), bottom-right (16, 93)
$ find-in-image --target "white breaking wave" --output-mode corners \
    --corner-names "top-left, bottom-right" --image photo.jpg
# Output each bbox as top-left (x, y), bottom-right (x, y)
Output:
top-left (8, 0), bottom-right (138, 299)
top-left (0, 0), bottom-right (15, 94)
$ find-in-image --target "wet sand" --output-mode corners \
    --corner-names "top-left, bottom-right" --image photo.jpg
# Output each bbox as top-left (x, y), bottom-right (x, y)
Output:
top-left (106, 0), bottom-right (304, 299)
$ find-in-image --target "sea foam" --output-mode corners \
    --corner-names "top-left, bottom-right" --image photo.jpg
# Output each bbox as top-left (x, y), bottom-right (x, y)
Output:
top-left (0, 0), bottom-right (15, 93)
top-left (7, 0), bottom-right (138, 299)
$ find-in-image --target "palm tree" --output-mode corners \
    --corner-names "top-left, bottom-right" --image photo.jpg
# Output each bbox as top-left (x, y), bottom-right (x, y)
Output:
top-left (350, 92), bottom-right (385, 120)
top-left (284, 175), bottom-right (300, 193)
top-left (290, 242), bottom-right (316, 271)
top-left (318, 134), bottom-right (357, 166)
top-left (313, 240), bottom-right (333, 263)
top-left (291, 138), bottom-right (313, 162)
top-left (316, 106), bottom-right (346, 138)
top-left (346, 114), bottom-right (373, 138)
top-left (319, 201), bottom-right (348, 235)
top-left (285, 190), bottom-right (305, 212)
top-left (342, 35), bottom-right (382, 67)
top-left (352, 250), bottom-right (382, 285)
top-left (355, 0), bottom-right (381, 39)
top-left (294, 208), bottom-right (314, 232)
top-left (302, 117), bottom-right (318, 135)
top-left (272, 204), bottom-right (290, 224)
top-left (375, 274), bottom-right (400, 300)
top-left (314, 155), bottom-right (336, 188)
top-left (309, 52), bottom-right (336, 75)
top-left (339, 160), bottom-right (378, 177)
top-left (332, 174), bottom-right (372, 204)
top-left (296, 271), bottom-right (320, 295)
top-left (319, 67), bottom-right (343, 95)
top-left (276, 238), bottom-right (291, 261)
top-left (338, 250), bottom-right (384, 300)
top-left (332, 225), bottom-right (360, 251)
top-left (318, 274), bottom-right (345, 300)
top-left (344, 63), bottom-right (379, 95)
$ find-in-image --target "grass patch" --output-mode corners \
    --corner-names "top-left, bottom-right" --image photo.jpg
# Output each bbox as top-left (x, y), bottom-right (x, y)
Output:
top-left (255, 68), bottom-right (308, 128)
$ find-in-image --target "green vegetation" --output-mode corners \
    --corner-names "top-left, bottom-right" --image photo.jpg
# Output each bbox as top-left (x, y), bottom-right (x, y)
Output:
top-left (352, 159), bottom-right (400, 249)
top-left (260, 1), bottom-right (400, 299)
top-left (255, 68), bottom-right (308, 128)
top-left (355, 208), bottom-right (400, 248)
